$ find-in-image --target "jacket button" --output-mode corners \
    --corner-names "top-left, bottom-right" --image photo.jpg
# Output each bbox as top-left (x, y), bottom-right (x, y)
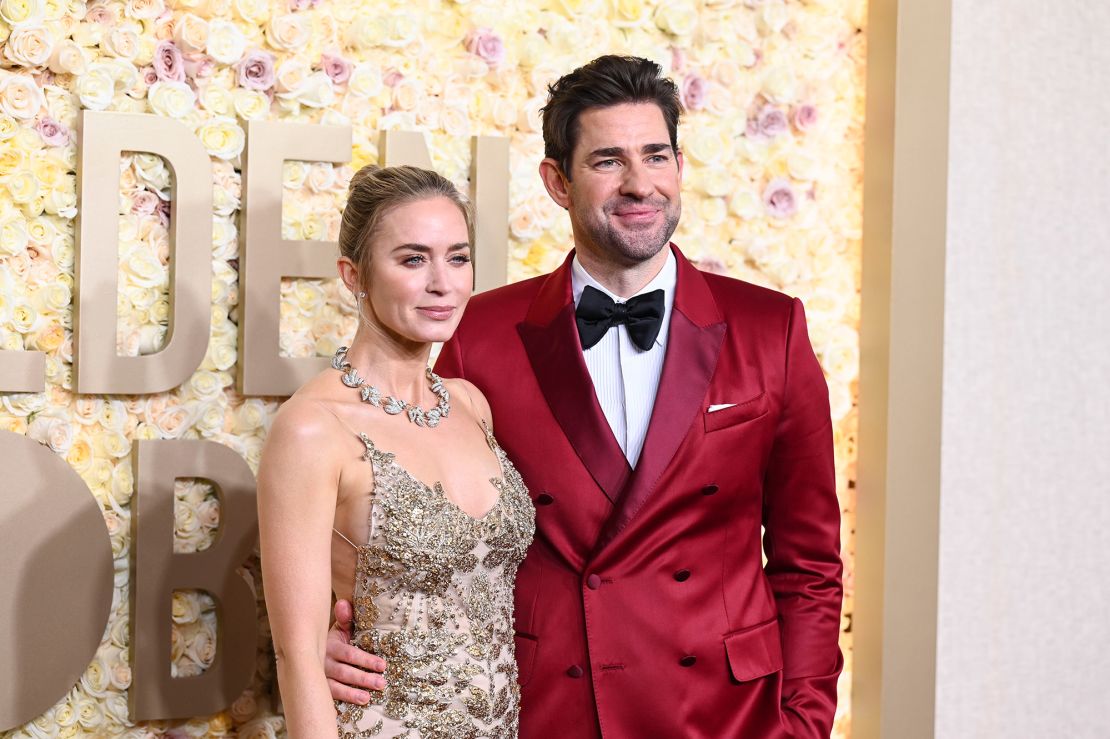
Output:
top-left (701, 484), bottom-right (719, 496)
top-left (679, 655), bottom-right (697, 667)
top-left (674, 569), bottom-right (691, 582)
top-left (586, 574), bottom-right (601, 590)
top-left (535, 493), bottom-right (554, 505)
top-left (566, 664), bottom-right (584, 678)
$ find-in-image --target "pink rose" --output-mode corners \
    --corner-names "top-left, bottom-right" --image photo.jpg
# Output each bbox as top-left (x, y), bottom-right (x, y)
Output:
top-left (86, 5), bottom-right (115, 25)
top-left (131, 189), bottom-right (160, 215)
top-left (383, 69), bottom-right (403, 87)
top-left (34, 117), bottom-right (70, 147)
top-left (671, 47), bottom-right (688, 73)
top-left (320, 53), bottom-right (351, 85)
top-left (140, 65), bottom-right (158, 85)
top-left (793, 104), bottom-right (818, 132)
top-left (693, 255), bottom-right (727, 274)
top-left (153, 40), bottom-right (185, 82)
top-left (681, 73), bottom-right (708, 111)
top-left (155, 199), bottom-right (171, 227)
top-left (237, 50), bottom-right (275, 91)
top-left (464, 28), bottom-right (505, 68)
top-left (183, 53), bottom-right (215, 79)
top-left (763, 178), bottom-right (797, 219)
top-left (754, 104), bottom-right (788, 138)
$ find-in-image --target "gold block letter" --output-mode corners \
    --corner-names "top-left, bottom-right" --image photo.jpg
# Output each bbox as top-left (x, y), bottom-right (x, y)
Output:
top-left (0, 350), bottom-right (45, 393)
top-left (0, 431), bottom-right (113, 731)
top-left (238, 121), bottom-right (352, 396)
top-left (130, 440), bottom-right (258, 721)
top-left (74, 111), bottom-right (214, 394)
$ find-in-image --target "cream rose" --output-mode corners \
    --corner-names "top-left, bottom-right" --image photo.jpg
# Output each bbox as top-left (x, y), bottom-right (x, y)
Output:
top-left (104, 27), bottom-right (140, 60)
top-left (0, 217), bottom-right (28, 255)
top-left (0, 72), bottom-right (45, 119)
top-left (125, 0), bottom-right (163, 20)
top-left (197, 116), bottom-right (245, 160)
top-left (653, 0), bottom-right (697, 37)
top-left (3, 24), bottom-right (54, 67)
top-left (205, 19), bottom-right (246, 64)
top-left (266, 13), bottom-right (309, 51)
top-left (0, 0), bottom-right (44, 27)
top-left (347, 61), bottom-right (382, 98)
top-left (148, 79), bottom-right (195, 118)
top-left (199, 83), bottom-right (233, 116)
top-left (75, 65), bottom-right (115, 110)
top-left (173, 12), bottom-right (208, 53)
top-left (284, 71), bottom-right (335, 108)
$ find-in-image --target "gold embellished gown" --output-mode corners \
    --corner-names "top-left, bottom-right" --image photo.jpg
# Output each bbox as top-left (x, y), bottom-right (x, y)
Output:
top-left (332, 422), bottom-right (535, 739)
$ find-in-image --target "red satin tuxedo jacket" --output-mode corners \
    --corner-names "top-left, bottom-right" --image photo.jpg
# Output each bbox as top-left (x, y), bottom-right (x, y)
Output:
top-left (436, 246), bottom-right (843, 739)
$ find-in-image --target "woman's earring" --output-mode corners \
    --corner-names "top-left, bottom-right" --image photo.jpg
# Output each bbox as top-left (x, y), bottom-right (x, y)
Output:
top-left (358, 292), bottom-right (366, 298)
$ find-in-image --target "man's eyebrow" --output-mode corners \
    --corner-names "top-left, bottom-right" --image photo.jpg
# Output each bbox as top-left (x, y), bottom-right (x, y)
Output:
top-left (586, 144), bottom-right (673, 158)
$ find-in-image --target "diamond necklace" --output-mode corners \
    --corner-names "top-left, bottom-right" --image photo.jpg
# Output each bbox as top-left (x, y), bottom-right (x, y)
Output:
top-left (331, 346), bottom-right (450, 428)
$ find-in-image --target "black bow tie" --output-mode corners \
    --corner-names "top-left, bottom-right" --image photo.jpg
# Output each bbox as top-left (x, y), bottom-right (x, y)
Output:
top-left (575, 285), bottom-right (665, 351)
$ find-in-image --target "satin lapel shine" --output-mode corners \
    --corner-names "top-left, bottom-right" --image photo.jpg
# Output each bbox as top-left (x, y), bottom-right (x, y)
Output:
top-left (517, 267), bottom-right (631, 505)
top-left (592, 248), bottom-right (726, 554)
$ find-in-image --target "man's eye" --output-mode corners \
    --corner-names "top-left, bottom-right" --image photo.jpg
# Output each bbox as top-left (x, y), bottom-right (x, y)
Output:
top-left (595, 159), bottom-right (620, 169)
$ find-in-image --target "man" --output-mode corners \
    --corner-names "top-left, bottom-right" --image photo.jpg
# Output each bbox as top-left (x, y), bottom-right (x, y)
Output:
top-left (324, 55), bottom-right (843, 738)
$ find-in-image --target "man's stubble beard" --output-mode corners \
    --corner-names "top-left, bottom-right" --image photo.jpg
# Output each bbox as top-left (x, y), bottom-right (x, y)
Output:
top-left (573, 197), bottom-right (682, 268)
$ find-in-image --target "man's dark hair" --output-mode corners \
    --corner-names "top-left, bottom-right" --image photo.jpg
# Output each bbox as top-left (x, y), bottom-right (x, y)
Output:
top-left (541, 55), bottom-right (683, 179)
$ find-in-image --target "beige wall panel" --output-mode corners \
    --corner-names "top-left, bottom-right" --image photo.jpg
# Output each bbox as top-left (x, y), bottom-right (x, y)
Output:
top-left (936, 2), bottom-right (1110, 736)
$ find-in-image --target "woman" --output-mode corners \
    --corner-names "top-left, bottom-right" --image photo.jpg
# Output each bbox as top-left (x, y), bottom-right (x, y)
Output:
top-left (258, 165), bottom-right (535, 739)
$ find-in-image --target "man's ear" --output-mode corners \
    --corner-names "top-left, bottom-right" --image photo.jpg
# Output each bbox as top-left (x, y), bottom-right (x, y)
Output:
top-left (539, 158), bottom-right (571, 210)
top-left (676, 148), bottom-right (685, 182)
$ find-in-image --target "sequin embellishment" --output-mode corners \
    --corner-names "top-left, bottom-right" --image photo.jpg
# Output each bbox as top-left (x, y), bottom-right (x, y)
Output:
top-left (335, 424), bottom-right (535, 739)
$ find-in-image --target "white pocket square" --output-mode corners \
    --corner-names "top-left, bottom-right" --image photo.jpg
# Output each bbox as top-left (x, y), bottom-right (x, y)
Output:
top-left (707, 403), bottom-right (736, 413)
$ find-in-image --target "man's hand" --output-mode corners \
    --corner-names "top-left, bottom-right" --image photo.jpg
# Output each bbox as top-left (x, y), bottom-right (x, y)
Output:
top-left (325, 599), bottom-right (386, 705)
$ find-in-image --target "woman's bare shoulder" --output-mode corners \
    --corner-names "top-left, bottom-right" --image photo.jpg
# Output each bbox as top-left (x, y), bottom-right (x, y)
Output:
top-left (442, 377), bottom-right (493, 428)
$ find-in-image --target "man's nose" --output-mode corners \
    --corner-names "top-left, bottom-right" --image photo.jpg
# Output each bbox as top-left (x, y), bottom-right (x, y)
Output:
top-left (620, 161), bottom-right (654, 199)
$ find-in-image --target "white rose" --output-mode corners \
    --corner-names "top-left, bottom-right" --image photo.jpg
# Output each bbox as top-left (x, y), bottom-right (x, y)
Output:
top-left (148, 80), bottom-right (195, 118)
top-left (125, 0), bottom-right (163, 20)
top-left (234, 0), bottom-right (268, 23)
top-left (0, 73), bottom-right (45, 119)
top-left (46, 41), bottom-right (84, 78)
top-left (132, 152), bottom-right (169, 189)
top-left (173, 13), bottom-right (208, 53)
top-left (762, 64), bottom-right (797, 104)
top-left (232, 87), bottom-right (269, 119)
top-left (104, 27), bottom-right (140, 60)
top-left (273, 57), bottom-right (308, 94)
top-left (27, 411), bottom-right (72, 454)
top-left (0, 217), bottom-right (29, 255)
top-left (195, 401), bottom-right (226, 436)
top-left (653, 0), bottom-right (698, 37)
top-left (205, 19), bottom-right (246, 64)
top-left (3, 24), bottom-right (54, 67)
top-left (0, 0), bottom-right (44, 27)
top-left (5, 169), bottom-right (38, 203)
top-left (265, 13), bottom-right (309, 51)
top-left (75, 66), bottom-right (115, 110)
top-left (200, 83), bottom-right (234, 116)
top-left (391, 76), bottom-right (423, 111)
top-left (283, 71), bottom-right (334, 108)
top-left (0, 111), bottom-right (17, 139)
top-left (347, 62), bottom-right (382, 98)
top-left (197, 116), bottom-right (244, 160)
top-left (172, 590), bottom-right (202, 623)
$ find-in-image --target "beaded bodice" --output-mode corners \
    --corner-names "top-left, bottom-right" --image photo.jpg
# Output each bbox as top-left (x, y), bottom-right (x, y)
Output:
top-left (335, 423), bottom-right (535, 739)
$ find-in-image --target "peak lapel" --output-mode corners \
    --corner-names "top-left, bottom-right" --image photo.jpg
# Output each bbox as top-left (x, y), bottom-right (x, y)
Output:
top-left (592, 246), bottom-right (726, 553)
top-left (517, 253), bottom-right (631, 504)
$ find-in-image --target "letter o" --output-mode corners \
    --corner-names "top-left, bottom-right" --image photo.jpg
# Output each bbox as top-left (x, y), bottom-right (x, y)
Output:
top-left (0, 431), bottom-right (114, 731)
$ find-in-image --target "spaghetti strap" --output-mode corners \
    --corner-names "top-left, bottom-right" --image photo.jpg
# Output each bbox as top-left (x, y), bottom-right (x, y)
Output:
top-left (313, 400), bottom-right (362, 439)
top-left (332, 528), bottom-right (358, 549)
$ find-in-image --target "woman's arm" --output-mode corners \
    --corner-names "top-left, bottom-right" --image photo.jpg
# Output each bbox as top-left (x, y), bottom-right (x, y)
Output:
top-left (258, 400), bottom-right (342, 739)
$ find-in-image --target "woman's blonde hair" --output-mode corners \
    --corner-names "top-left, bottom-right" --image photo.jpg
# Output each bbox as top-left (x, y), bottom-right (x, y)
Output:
top-left (338, 165), bottom-right (473, 291)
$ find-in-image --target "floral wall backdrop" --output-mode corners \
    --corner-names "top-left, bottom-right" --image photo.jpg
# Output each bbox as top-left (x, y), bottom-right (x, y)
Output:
top-left (0, 0), bottom-right (865, 735)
